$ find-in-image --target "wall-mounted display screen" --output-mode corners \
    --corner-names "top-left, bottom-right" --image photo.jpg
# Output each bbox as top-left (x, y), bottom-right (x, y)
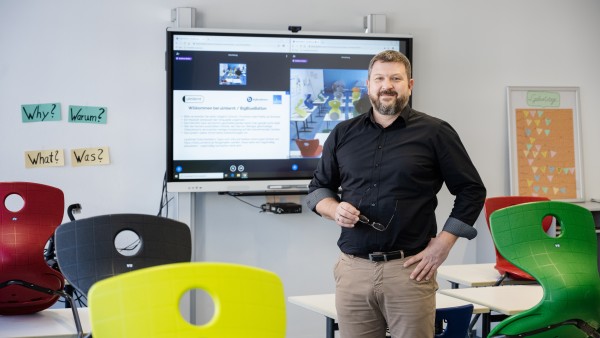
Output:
top-left (166, 28), bottom-right (412, 193)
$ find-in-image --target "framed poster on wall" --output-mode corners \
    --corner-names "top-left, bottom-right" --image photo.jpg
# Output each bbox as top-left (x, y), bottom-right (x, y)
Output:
top-left (507, 86), bottom-right (584, 202)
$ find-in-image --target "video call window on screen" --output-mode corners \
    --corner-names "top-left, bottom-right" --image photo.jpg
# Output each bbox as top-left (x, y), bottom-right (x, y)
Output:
top-left (166, 29), bottom-right (412, 192)
top-left (219, 63), bottom-right (247, 86)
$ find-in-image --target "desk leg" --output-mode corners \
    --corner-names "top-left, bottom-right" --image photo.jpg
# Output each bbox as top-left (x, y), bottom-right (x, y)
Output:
top-left (481, 313), bottom-right (491, 338)
top-left (326, 317), bottom-right (338, 338)
top-left (301, 120), bottom-right (312, 132)
top-left (293, 121), bottom-right (301, 139)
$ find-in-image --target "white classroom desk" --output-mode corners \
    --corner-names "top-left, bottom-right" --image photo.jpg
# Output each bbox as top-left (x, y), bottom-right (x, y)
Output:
top-left (439, 285), bottom-right (543, 337)
top-left (312, 96), bottom-right (329, 116)
top-left (437, 263), bottom-right (539, 336)
top-left (288, 293), bottom-right (489, 338)
top-left (437, 263), bottom-right (500, 288)
top-left (0, 307), bottom-right (90, 338)
top-left (322, 111), bottom-right (346, 129)
top-left (291, 111), bottom-right (312, 138)
top-left (437, 263), bottom-right (536, 289)
top-left (439, 285), bottom-right (543, 316)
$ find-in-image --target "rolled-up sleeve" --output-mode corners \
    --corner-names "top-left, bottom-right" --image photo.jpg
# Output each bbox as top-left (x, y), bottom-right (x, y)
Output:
top-left (442, 217), bottom-right (478, 240)
top-left (305, 187), bottom-right (340, 214)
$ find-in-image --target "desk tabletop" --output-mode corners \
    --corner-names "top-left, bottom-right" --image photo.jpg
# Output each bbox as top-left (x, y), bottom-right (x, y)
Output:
top-left (574, 201), bottom-right (600, 212)
top-left (438, 285), bottom-right (543, 315)
top-left (436, 293), bottom-right (489, 314)
top-left (437, 263), bottom-right (537, 288)
top-left (437, 263), bottom-right (501, 287)
top-left (315, 132), bottom-right (331, 145)
top-left (288, 292), bottom-right (490, 320)
top-left (312, 96), bottom-right (329, 104)
top-left (289, 293), bottom-right (337, 320)
top-left (323, 113), bottom-right (346, 122)
top-left (0, 307), bottom-right (90, 338)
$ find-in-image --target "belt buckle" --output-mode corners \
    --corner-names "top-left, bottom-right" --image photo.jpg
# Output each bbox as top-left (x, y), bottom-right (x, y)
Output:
top-left (368, 251), bottom-right (403, 262)
top-left (368, 252), bottom-right (383, 261)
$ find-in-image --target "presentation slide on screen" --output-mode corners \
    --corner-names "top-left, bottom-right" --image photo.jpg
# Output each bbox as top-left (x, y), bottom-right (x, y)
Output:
top-left (173, 90), bottom-right (291, 160)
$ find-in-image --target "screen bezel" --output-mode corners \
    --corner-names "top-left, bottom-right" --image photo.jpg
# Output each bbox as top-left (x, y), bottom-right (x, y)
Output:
top-left (166, 28), bottom-right (413, 194)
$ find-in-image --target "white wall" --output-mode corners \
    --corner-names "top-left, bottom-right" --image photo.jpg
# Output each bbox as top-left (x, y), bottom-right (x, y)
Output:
top-left (1, 1), bottom-right (599, 337)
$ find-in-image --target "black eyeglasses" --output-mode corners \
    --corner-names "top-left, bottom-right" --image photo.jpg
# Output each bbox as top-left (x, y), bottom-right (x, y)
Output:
top-left (357, 188), bottom-right (398, 232)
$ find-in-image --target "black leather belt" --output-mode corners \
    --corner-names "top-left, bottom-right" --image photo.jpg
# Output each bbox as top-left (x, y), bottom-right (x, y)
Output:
top-left (353, 248), bottom-right (421, 262)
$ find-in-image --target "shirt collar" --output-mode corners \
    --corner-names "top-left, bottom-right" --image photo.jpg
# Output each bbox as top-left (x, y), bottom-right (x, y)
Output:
top-left (366, 105), bottom-right (411, 129)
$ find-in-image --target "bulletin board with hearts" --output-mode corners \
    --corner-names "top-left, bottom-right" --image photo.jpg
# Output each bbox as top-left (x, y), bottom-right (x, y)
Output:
top-left (507, 87), bottom-right (584, 202)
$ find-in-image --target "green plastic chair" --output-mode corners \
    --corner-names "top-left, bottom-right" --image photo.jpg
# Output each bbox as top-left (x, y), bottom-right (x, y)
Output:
top-left (87, 262), bottom-right (286, 338)
top-left (488, 201), bottom-right (600, 338)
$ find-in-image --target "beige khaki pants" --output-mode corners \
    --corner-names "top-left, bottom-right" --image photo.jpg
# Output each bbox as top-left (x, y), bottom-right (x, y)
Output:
top-left (334, 253), bottom-right (437, 338)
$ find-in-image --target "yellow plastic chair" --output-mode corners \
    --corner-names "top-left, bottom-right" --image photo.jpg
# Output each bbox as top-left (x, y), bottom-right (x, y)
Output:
top-left (87, 262), bottom-right (286, 338)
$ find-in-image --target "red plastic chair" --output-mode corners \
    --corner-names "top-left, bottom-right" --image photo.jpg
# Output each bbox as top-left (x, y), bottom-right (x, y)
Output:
top-left (484, 196), bottom-right (552, 280)
top-left (295, 139), bottom-right (323, 157)
top-left (0, 182), bottom-right (66, 315)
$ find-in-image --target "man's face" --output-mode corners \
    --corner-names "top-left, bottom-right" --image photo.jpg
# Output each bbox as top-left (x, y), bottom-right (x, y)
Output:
top-left (367, 61), bottom-right (413, 116)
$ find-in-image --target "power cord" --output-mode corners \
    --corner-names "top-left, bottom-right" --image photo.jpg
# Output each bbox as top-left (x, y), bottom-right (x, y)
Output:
top-left (157, 171), bottom-right (173, 217)
top-left (230, 195), bottom-right (265, 212)
top-left (225, 195), bottom-right (292, 214)
top-left (228, 195), bottom-right (302, 214)
top-left (45, 203), bottom-right (82, 270)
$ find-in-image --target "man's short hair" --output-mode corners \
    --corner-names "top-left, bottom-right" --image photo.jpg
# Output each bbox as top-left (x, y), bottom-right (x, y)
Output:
top-left (368, 50), bottom-right (412, 80)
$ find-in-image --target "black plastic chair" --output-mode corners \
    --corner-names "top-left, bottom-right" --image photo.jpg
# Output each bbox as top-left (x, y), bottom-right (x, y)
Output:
top-left (54, 213), bottom-right (192, 336)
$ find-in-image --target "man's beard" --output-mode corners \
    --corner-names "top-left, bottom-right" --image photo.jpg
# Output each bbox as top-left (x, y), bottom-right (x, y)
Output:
top-left (369, 89), bottom-right (409, 116)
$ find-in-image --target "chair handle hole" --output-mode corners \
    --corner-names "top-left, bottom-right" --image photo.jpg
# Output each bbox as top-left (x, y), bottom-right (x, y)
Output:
top-left (4, 193), bottom-right (25, 212)
top-left (180, 288), bottom-right (215, 326)
top-left (114, 229), bottom-right (142, 257)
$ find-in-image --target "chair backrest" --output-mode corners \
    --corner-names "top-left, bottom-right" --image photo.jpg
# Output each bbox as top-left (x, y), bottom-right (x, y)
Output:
top-left (295, 139), bottom-right (322, 157)
top-left (87, 262), bottom-right (286, 338)
top-left (435, 304), bottom-right (474, 338)
top-left (488, 201), bottom-right (600, 338)
top-left (484, 196), bottom-right (551, 280)
top-left (0, 182), bottom-right (65, 315)
top-left (54, 213), bottom-right (191, 296)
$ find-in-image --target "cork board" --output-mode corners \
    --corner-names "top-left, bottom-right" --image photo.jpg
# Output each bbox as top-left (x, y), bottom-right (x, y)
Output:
top-left (507, 87), bottom-right (583, 201)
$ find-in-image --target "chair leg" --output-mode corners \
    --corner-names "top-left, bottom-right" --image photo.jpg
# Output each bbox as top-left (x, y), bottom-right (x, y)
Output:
top-left (2, 280), bottom-right (84, 338)
top-left (56, 289), bottom-right (84, 338)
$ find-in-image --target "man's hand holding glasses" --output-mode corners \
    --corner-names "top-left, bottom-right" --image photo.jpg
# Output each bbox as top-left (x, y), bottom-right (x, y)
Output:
top-left (334, 200), bottom-right (397, 232)
top-left (334, 201), bottom-right (361, 228)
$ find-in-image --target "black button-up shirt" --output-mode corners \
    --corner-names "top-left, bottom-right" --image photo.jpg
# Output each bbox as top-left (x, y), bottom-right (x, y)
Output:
top-left (306, 106), bottom-right (486, 255)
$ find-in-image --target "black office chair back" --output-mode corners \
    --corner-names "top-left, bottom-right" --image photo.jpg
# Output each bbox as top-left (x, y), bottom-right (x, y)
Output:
top-left (54, 213), bottom-right (191, 295)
